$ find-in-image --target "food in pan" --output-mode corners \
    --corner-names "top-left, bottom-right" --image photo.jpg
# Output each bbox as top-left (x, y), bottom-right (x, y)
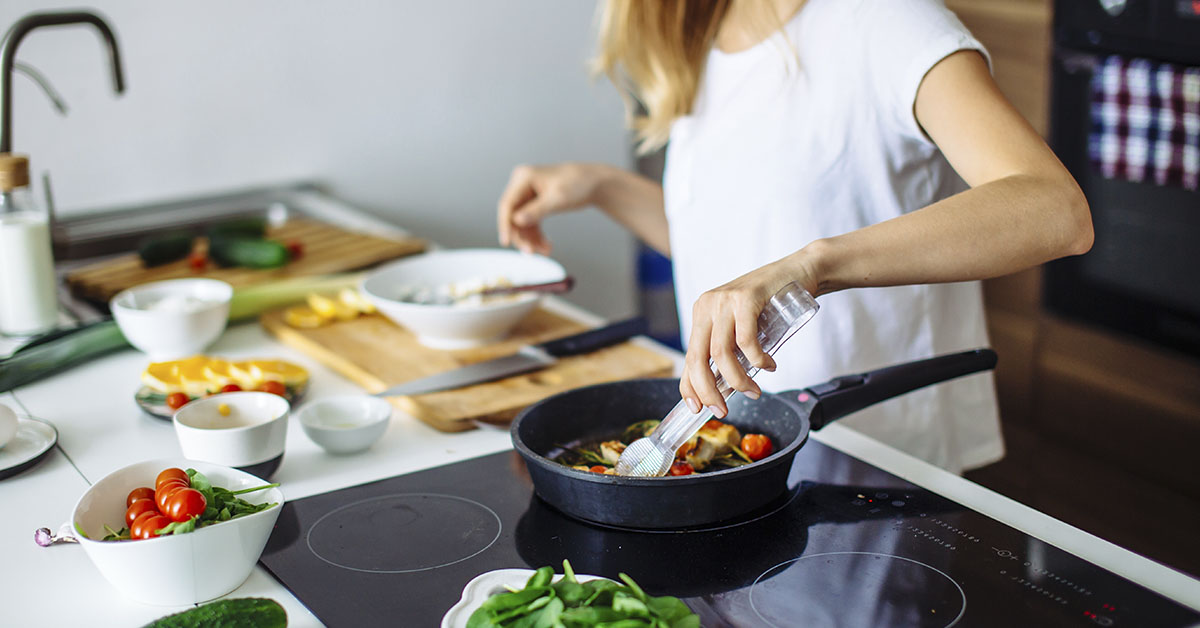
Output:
top-left (553, 418), bottom-right (774, 476)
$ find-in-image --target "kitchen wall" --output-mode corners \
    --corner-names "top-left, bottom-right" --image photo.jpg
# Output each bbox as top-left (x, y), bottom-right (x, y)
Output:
top-left (0, 1), bottom-right (637, 318)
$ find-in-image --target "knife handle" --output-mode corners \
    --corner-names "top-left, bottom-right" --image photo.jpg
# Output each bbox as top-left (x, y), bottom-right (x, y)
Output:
top-left (538, 317), bottom-right (648, 357)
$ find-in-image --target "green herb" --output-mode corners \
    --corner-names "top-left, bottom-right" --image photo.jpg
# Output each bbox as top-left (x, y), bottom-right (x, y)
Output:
top-left (181, 468), bottom-right (278, 533)
top-left (465, 560), bottom-right (699, 628)
top-left (102, 523), bottom-right (130, 541)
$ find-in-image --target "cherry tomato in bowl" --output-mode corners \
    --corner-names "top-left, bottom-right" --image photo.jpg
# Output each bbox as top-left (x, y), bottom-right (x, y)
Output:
top-left (155, 468), bottom-right (189, 490)
top-left (164, 488), bottom-right (207, 523)
top-left (126, 486), bottom-right (155, 507)
top-left (125, 499), bottom-right (159, 527)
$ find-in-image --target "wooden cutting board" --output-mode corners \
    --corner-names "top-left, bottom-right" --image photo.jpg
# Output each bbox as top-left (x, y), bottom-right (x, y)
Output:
top-left (260, 307), bottom-right (675, 432)
top-left (65, 218), bottom-right (427, 303)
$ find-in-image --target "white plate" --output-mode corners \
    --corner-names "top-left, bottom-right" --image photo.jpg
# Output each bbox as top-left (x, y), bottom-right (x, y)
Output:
top-left (441, 568), bottom-right (614, 628)
top-left (0, 415), bottom-right (57, 480)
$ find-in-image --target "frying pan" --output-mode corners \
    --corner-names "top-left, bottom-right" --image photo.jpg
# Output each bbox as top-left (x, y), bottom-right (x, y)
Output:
top-left (510, 348), bottom-right (996, 529)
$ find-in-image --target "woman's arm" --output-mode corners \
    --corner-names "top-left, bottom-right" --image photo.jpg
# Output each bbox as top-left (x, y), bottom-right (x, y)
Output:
top-left (681, 49), bottom-right (1094, 417)
top-left (498, 162), bottom-right (671, 255)
top-left (802, 50), bottom-right (1093, 293)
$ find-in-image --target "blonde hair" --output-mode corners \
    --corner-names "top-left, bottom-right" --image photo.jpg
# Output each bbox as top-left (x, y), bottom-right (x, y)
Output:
top-left (593, 0), bottom-right (730, 154)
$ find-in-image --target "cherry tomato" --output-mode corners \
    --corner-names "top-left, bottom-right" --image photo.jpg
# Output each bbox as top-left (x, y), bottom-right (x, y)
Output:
top-left (126, 486), bottom-right (156, 507)
top-left (741, 433), bottom-right (774, 461)
top-left (166, 392), bottom-right (191, 410)
top-left (155, 468), bottom-right (189, 490)
top-left (156, 481), bottom-right (188, 512)
top-left (164, 488), bottom-right (207, 522)
top-left (588, 465), bottom-right (608, 474)
top-left (668, 461), bottom-right (695, 476)
top-left (286, 241), bottom-right (304, 260)
top-left (256, 380), bottom-right (286, 396)
top-left (704, 419), bottom-right (724, 430)
top-left (130, 510), bottom-right (160, 539)
top-left (139, 515), bottom-right (173, 539)
top-left (125, 499), bottom-right (159, 527)
top-left (220, 383), bottom-right (242, 393)
top-left (188, 251), bottom-right (207, 271)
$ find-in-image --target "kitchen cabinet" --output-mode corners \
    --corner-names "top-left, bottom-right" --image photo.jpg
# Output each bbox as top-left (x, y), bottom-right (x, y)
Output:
top-left (948, 0), bottom-right (1200, 578)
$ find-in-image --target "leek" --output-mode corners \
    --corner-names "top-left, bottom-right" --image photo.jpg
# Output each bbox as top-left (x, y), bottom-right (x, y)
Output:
top-left (0, 272), bottom-right (366, 392)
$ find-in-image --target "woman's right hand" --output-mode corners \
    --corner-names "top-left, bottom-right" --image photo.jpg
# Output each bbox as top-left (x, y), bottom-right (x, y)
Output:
top-left (497, 163), bottom-right (605, 255)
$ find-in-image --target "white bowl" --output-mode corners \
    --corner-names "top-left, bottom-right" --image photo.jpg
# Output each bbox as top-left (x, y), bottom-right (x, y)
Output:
top-left (360, 248), bottom-right (566, 349)
top-left (110, 278), bottom-right (233, 360)
top-left (72, 458), bottom-right (283, 606)
top-left (297, 395), bottom-right (392, 455)
top-left (173, 392), bottom-right (289, 479)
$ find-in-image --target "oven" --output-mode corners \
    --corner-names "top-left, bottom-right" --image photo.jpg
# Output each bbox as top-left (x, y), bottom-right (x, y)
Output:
top-left (1044, 0), bottom-right (1200, 357)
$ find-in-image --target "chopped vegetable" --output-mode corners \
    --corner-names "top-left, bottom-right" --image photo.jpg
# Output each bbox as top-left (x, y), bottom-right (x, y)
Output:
top-left (554, 418), bottom-right (774, 475)
top-left (465, 560), bottom-right (698, 628)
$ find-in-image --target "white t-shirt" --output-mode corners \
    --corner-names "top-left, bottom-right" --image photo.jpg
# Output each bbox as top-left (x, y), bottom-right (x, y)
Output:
top-left (662, 0), bottom-right (1004, 473)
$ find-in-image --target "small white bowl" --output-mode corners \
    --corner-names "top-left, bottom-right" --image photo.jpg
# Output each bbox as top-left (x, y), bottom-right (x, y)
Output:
top-left (361, 248), bottom-right (566, 349)
top-left (297, 395), bottom-right (392, 455)
top-left (72, 458), bottom-right (283, 606)
top-left (442, 568), bottom-right (614, 628)
top-left (173, 392), bottom-right (289, 479)
top-left (110, 278), bottom-right (233, 360)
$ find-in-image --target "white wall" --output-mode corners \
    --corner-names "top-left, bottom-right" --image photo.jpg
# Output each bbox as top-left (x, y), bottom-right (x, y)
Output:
top-left (0, 0), bottom-right (637, 318)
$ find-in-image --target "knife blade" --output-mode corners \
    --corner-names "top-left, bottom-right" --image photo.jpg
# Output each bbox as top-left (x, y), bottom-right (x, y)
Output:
top-left (375, 317), bottom-right (648, 397)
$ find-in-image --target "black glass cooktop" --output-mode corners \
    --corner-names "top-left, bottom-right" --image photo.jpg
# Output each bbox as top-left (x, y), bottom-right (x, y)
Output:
top-left (260, 442), bottom-right (1199, 627)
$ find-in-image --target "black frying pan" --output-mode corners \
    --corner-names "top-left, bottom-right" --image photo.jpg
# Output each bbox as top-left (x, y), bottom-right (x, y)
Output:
top-left (510, 348), bottom-right (997, 529)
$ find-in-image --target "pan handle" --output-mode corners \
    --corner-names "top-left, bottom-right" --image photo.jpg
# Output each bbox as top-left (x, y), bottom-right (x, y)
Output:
top-left (802, 349), bottom-right (997, 430)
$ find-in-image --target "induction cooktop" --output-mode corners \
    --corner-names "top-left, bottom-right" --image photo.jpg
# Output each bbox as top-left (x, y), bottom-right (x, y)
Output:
top-left (259, 441), bottom-right (1199, 627)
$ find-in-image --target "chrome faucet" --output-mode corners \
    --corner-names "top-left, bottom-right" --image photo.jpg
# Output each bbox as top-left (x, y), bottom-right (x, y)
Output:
top-left (1, 10), bottom-right (125, 154)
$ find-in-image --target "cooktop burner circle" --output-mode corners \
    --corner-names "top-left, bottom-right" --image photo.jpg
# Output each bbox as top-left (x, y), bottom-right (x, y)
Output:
top-left (305, 493), bottom-right (502, 574)
top-left (749, 551), bottom-right (966, 627)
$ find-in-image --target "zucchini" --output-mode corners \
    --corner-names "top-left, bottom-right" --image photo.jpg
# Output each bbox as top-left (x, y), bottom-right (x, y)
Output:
top-left (209, 237), bottom-right (290, 269)
top-left (143, 597), bottom-right (286, 628)
top-left (137, 232), bottom-right (194, 267)
top-left (206, 216), bottom-right (268, 240)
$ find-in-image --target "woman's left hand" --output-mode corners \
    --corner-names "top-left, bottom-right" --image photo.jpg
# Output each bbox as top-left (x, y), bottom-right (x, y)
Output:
top-left (680, 259), bottom-right (817, 418)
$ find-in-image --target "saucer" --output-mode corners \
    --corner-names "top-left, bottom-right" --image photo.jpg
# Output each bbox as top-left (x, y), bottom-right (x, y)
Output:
top-left (0, 416), bottom-right (58, 480)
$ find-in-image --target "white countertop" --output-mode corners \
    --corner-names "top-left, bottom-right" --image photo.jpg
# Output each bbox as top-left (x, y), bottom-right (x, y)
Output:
top-left (2, 195), bottom-right (1196, 626)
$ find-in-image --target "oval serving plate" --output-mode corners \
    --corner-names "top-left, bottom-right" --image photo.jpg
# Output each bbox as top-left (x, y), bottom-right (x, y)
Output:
top-left (441, 568), bottom-right (614, 628)
top-left (134, 383), bottom-right (307, 421)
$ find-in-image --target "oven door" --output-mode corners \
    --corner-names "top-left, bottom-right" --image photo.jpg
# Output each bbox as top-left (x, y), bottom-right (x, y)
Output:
top-left (1043, 42), bottom-right (1200, 357)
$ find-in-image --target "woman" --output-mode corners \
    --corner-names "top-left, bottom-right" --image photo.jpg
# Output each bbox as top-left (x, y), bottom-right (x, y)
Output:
top-left (497, 0), bottom-right (1092, 473)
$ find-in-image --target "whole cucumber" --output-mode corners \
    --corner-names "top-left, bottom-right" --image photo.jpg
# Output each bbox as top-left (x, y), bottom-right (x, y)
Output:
top-left (143, 597), bottom-right (287, 628)
top-left (206, 216), bottom-right (268, 240)
top-left (137, 232), bottom-right (194, 267)
top-left (209, 236), bottom-right (290, 269)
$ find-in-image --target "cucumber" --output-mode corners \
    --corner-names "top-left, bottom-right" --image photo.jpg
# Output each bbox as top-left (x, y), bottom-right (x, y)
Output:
top-left (137, 232), bottom-right (194, 267)
top-left (206, 216), bottom-right (268, 240)
top-left (143, 597), bottom-right (286, 628)
top-left (209, 236), bottom-right (290, 269)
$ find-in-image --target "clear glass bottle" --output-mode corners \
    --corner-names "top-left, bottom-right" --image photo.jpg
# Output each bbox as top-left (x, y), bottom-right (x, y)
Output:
top-left (0, 154), bottom-right (58, 335)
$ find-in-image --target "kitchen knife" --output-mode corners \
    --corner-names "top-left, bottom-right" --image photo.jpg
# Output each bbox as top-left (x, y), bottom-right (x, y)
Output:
top-left (375, 317), bottom-right (648, 397)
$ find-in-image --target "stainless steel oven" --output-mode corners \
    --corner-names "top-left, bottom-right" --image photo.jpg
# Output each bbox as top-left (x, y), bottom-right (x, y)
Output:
top-left (1045, 0), bottom-right (1200, 357)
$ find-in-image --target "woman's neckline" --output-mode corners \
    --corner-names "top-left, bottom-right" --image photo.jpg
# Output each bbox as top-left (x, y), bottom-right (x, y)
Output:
top-left (712, 0), bottom-right (810, 57)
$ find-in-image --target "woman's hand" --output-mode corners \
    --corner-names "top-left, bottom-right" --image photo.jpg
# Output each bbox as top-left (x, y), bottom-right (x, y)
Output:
top-left (497, 163), bottom-right (606, 255)
top-left (680, 258), bottom-right (819, 418)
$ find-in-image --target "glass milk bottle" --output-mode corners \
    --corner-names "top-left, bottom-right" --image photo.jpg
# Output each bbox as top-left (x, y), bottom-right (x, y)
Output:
top-left (0, 154), bottom-right (58, 335)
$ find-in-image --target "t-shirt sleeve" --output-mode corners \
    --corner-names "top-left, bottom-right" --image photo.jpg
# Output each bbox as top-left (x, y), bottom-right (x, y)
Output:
top-left (860, 0), bottom-right (991, 143)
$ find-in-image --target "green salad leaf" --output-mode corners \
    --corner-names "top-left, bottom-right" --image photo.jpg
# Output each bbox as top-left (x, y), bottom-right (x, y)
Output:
top-left (465, 561), bottom-right (700, 628)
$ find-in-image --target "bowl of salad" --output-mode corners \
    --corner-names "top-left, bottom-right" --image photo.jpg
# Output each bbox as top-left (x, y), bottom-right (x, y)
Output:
top-left (71, 458), bottom-right (283, 606)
